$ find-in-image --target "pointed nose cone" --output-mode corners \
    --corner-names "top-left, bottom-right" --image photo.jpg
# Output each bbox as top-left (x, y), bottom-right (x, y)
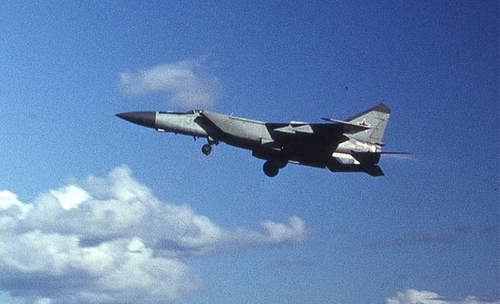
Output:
top-left (116, 111), bottom-right (156, 128)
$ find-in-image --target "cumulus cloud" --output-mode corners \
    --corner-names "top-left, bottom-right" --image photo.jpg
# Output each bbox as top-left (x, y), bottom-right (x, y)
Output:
top-left (0, 165), bottom-right (308, 303)
top-left (119, 58), bottom-right (222, 109)
top-left (386, 289), bottom-right (500, 304)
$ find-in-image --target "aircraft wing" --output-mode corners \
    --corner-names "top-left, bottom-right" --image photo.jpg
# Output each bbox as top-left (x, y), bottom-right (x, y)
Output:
top-left (272, 118), bottom-right (371, 138)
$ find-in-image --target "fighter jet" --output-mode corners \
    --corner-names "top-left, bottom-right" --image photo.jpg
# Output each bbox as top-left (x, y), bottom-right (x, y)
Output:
top-left (116, 104), bottom-right (396, 177)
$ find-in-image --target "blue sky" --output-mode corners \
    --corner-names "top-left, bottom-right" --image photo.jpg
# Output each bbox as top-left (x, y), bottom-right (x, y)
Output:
top-left (0, 1), bottom-right (498, 303)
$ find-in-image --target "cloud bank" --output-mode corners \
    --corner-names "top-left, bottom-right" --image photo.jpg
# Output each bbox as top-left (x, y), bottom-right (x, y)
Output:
top-left (0, 166), bottom-right (308, 303)
top-left (119, 58), bottom-right (222, 109)
top-left (387, 289), bottom-right (500, 304)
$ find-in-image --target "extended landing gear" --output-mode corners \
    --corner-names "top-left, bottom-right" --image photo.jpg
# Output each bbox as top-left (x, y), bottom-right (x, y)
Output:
top-left (263, 158), bottom-right (288, 177)
top-left (201, 144), bottom-right (212, 155)
top-left (201, 138), bottom-right (218, 156)
top-left (263, 161), bottom-right (279, 177)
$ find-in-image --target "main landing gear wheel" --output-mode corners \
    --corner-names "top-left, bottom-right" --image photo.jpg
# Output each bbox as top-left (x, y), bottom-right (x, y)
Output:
top-left (201, 144), bottom-right (212, 155)
top-left (263, 161), bottom-right (279, 177)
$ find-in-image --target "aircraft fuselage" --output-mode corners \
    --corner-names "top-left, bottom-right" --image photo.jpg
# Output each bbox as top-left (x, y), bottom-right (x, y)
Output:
top-left (116, 104), bottom-right (391, 177)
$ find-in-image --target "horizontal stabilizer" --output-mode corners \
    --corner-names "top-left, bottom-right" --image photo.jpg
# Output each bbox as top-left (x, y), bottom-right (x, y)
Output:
top-left (379, 152), bottom-right (411, 155)
top-left (364, 165), bottom-right (384, 177)
top-left (350, 151), bottom-right (381, 165)
top-left (321, 117), bottom-right (370, 133)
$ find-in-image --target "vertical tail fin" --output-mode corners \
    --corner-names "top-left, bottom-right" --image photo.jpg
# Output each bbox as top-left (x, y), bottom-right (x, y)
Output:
top-left (347, 103), bottom-right (390, 145)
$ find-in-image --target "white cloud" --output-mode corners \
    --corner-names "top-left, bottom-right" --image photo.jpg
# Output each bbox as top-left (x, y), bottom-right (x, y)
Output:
top-left (0, 165), bottom-right (308, 303)
top-left (50, 185), bottom-right (90, 210)
top-left (387, 289), bottom-right (500, 304)
top-left (119, 58), bottom-right (222, 109)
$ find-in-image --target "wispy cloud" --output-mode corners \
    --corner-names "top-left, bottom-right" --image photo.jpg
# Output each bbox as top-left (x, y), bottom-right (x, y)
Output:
top-left (387, 289), bottom-right (500, 304)
top-left (119, 58), bottom-right (222, 109)
top-left (0, 166), bottom-right (308, 303)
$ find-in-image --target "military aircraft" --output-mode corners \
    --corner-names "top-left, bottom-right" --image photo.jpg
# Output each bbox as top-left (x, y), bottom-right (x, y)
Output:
top-left (116, 103), bottom-right (398, 177)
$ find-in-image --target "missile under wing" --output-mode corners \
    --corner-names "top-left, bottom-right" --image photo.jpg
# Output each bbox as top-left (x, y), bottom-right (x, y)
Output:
top-left (116, 104), bottom-right (398, 177)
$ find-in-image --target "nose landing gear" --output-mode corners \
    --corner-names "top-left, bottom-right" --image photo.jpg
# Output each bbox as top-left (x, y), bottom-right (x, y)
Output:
top-left (201, 137), bottom-right (218, 156)
top-left (202, 144), bottom-right (212, 155)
